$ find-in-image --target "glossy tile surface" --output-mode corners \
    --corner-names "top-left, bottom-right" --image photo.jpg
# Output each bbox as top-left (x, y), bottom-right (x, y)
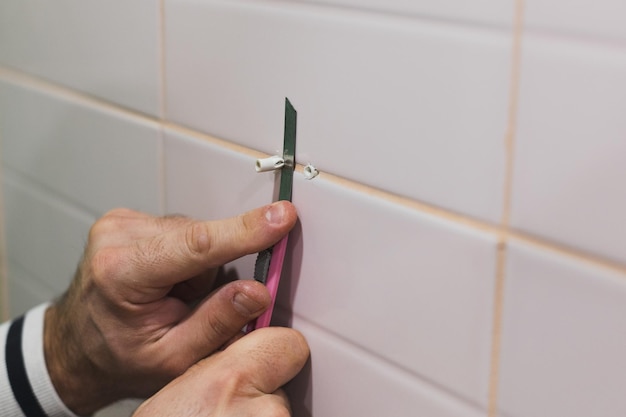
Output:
top-left (164, 130), bottom-right (274, 220)
top-left (283, 174), bottom-right (497, 406)
top-left (525, 0), bottom-right (626, 40)
top-left (293, 0), bottom-right (514, 26)
top-left (279, 312), bottom-right (486, 417)
top-left (0, 0), bottom-right (161, 116)
top-left (499, 241), bottom-right (626, 417)
top-left (164, 130), bottom-right (497, 406)
top-left (165, 0), bottom-right (509, 222)
top-left (1, 1), bottom-right (624, 415)
top-left (7, 261), bottom-right (55, 318)
top-left (0, 79), bottom-right (162, 216)
top-left (3, 171), bottom-right (94, 294)
top-left (510, 36), bottom-right (626, 264)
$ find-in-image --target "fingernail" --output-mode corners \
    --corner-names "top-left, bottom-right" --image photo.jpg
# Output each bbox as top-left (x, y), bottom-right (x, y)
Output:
top-left (233, 292), bottom-right (265, 316)
top-left (265, 202), bottom-right (285, 225)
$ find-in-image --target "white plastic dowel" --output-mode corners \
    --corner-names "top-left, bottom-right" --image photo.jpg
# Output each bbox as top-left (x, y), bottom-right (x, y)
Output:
top-left (256, 155), bottom-right (284, 172)
top-left (303, 164), bottom-right (319, 180)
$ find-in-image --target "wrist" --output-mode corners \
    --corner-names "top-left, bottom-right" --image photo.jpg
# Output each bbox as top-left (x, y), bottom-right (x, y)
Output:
top-left (44, 302), bottom-right (119, 415)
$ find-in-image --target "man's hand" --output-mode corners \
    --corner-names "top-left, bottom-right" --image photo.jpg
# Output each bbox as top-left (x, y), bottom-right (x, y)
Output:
top-left (133, 327), bottom-right (309, 417)
top-left (43, 202), bottom-right (298, 415)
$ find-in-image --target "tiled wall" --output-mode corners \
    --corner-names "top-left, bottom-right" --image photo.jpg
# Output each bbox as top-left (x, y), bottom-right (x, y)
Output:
top-left (0, 1), bottom-right (625, 417)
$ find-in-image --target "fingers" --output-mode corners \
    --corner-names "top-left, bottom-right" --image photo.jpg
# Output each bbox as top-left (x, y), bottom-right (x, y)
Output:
top-left (160, 280), bottom-right (271, 363)
top-left (133, 328), bottom-right (308, 417)
top-left (107, 202), bottom-right (297, 300)
top-left (216, 327), bottom-right (310, 395)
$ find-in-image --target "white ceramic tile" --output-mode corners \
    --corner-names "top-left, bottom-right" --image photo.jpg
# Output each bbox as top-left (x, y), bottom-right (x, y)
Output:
top-left (283, 173), bottom-right (497, 406)
top-left (525, 0), bottom-right (626, 40)
top-left (276, 311), bottom-right (486, 417)
top-left (0, 0), bottom-right (161, 116)
top-left (164, 129), bottom-right (498, 406)
top-left (0, 79), bottom-right (162, 216)
top-left (7, 261), bottom-right (56, 319)
top-left (164, 129), bottom-right (277, 278)
top-left (499, 241), bottom-right (626, 417)
top-left (510, 36), bottom-right (626, 265)
top-left (165, 0), bottom-right (510, 223)
top-left (164, 130), bottom-right (275, 220)
top-left (294, 0), bottom-right (514, 27)
top-left (3, 171), bottom-right (94, 293)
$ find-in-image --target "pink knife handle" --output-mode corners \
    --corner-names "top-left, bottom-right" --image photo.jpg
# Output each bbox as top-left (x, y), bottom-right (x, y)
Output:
top-left (246, 234), bottom-right (289, 332)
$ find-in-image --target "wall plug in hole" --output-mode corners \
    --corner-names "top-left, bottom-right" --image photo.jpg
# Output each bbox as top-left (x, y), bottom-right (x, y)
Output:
top-left (256, 156), bottom-right (284, 172)
top-left (303, 164), bottom-right (319, 180)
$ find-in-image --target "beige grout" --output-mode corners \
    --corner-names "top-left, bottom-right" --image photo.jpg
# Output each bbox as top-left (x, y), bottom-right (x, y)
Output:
top-left (488, 242), bottom-right (508, 417)
top-left (0, 163), bottom-right (9, 321)
top-left (508, 231), bottom-right (626, 276)
top-left (1, 63), bottom-right (625, 281)
top-left (164, 122), bottom-right (269, 160)
top-left (158, 0), bottom-right (168, 120)
top-left (157, 0), bottom-right (168, 215)
top-left (488, 1), bottom-right (525, 416)
top-left (0, 67), bottom-right (159, 127)
top-left (297, 168), bottom-right (502, 235)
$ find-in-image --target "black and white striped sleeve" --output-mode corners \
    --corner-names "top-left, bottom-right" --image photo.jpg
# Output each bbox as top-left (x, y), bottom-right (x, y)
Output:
top-left (0, 304), bottom-right (80, 417)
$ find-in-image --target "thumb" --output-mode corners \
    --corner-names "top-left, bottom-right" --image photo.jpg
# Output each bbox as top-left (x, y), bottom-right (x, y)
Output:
top-left (110, 201), bottom-right (297, 302)
top-left (133, 328), bottom-right (309, 417)
top-left (212, 327), bottom-right (310, 394)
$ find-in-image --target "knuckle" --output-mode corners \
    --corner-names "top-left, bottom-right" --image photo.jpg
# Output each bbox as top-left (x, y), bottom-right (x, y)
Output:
top-left (88, 209), bottom-right (133, 241)
top-left (205, 312), bottom-right (233, 341)
top-left (88, 217), bottom-right (111, 242)
top-left (184, 223), bottom-right (212, 257)
top-left (238, 212), bottom-right (254, 236)
top-left (235, 213), bottom-right (257, 254)
top-left (89, 247), bottom-right (120, 284)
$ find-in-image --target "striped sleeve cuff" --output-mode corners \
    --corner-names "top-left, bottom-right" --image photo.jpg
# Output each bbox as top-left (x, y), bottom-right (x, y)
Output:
top-left (0, 304), bottom-right (81, 417)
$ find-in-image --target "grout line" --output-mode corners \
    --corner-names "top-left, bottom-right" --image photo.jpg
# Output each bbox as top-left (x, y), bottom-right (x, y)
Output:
top-left (158, 0), bottom-right (168, 120)
top-left (0, 163), bottom-right (9, 321)
top-left (523, 25), bottom-right (626, 49)
top-left (488, 1), bottom-right (525, 417)
top-left (1, 65), bottom-right (626, 278)
top-left (499, 4), bottom-right (524, 231)
top-left (300, 169), bottom-right (501, 235)
top-left (508, 230), bottom-right (626, 276)
top-left (488, 241), bottom-right (508, 417)
top-left (157, 0), bottom-right (168, 214)
top-left (164, 122), bottom-right (269, 160)
top-left (0, 67), bottom-right (159, 128)
top-left (264, 0), bottom-right (515, 34)
top-left (157, 128), bottom-right (167, 216)
top-left (3, 169), bottom-right (97, 223)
